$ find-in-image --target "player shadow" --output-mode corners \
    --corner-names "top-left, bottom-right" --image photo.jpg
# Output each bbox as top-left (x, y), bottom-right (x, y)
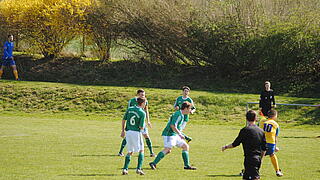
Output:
top-left (73, 154), bottom-right (117, 157)
top-left (282, 136), bottom-right (315, 139)
top-left (59, 173), bottom-right (118, 177)
top-left (206, 174), bottom-right (240, 178)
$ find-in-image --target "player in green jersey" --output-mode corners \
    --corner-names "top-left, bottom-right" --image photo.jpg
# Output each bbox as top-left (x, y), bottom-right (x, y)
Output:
top-left (173, 86), bottom-right (195, 143)
top-left (118, 89), bottom-right (155, 157)
top-left (149, 102), bottom-right (197, 170)
top-left (121, 97), bottom-right (147, 175)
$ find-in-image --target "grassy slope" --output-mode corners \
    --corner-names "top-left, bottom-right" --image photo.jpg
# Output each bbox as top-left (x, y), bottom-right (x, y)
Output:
top-left (0, 80), bottom-right (319, 126)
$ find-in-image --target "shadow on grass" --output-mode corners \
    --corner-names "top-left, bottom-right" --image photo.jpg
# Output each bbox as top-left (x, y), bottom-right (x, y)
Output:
top-left (59, 174), bottom-right (118, 177)
top-left (206, 174), bottom-right (240, 178)
top-left (73, 154), bottom-right (116, 157)
top-left (282, 136), bottom-right (316, 139)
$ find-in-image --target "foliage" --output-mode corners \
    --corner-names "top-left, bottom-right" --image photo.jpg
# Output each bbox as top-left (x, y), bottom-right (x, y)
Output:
top-left (0, 0), bottom-right (92, 58)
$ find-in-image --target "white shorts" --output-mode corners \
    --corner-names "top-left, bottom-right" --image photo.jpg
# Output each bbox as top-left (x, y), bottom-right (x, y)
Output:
top-left (141, 126), bottom-right (148, 135)
top-left (126, 130), bottom-right (144, 153)
top-left (163, 135), bottom-right (186, 148)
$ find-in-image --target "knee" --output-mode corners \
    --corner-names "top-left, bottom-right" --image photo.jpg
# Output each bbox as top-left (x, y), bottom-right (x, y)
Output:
top-left (182, 144), bottom-right (189, 151)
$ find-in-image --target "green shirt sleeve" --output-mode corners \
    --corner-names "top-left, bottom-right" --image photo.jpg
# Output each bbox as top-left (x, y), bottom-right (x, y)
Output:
top-left (139, 111), bottom-right (146, 128)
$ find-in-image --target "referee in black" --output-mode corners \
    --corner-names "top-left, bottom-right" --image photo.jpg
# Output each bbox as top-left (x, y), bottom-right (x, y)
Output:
top-left (222, 110), bottom-right (267, 180)
top-left (259, 81), bottom-right (276, 116)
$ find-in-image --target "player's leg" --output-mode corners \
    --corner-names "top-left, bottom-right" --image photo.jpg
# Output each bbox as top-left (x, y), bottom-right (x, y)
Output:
top-left (142, 128), bottom-right (155, 157)
top-left (149, 136), bottom-right (174, 169)
top-left (136, 149), bottom-right (145, 175)
top-left (177, 138), bottom-right (196, 170)
top-left (118, 138), bottom-right (127, 156)
top-left (242, 156), bottom-right (261, 180)
top-left (122, 151), bottom-right (132, 175)
top-left (136, 132), bottom-right (145, 175)
top-left (266, 143), bottom-right (283, 177)
top-left (0, 65), bottom-right (5, 79)
top-left (11, 64), bottom-right (19, 80)
top-left (270, 154), bottom-right (283, 176)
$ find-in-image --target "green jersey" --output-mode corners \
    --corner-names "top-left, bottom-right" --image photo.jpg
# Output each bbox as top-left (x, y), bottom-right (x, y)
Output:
top-left (162, 110), bottom-right (185, 136)
top-left (123, 106), bottom-right (146, 132)
top-left (173, 96), bottom-right (195, 122)
top-left (174, 96), bottom-right (195, 110)
top-left (128, 97), bottom-right (148, 109)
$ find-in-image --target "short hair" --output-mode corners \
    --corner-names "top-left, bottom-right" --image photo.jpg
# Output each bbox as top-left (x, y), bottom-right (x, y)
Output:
top-left (136, 97), bottom-right (146, 106)
top-left (181, 101), bottom-right (192, 110)
top-left (182, 86), bottom-right (190, 91)
top-left (246, 110), bottom-right (257, 122)
top-left (267, 110), bottom-right (277, 118)
top-left (8, 34), bottom-right (13, 38)
top-left (136, 89), bottom-right (145, 94)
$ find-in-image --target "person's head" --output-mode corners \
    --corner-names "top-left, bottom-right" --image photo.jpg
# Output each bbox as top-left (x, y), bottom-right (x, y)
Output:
top-left (246, 110), bottom-right (257, 122)
top-left (264, 81), bottom-right (271, 91)
top-left (267, 109), bottom-right (278, 120)
top-left (136, 97), bottom-right (146, 109)
top-left (181, 101), bottom-right (192, 114)
top-left (136, 89), bottom-right (145, 98)
top-left (8, 34), bottom-right (13, 42)
top-left (182, 86), bottom-right (190, 96)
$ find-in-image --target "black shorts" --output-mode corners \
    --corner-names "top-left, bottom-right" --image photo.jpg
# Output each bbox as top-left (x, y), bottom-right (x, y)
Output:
top-left (243, 156), bottom-right (261, 180)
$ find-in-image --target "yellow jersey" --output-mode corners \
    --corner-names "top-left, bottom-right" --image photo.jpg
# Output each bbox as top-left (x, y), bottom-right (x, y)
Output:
top-left (262, 119), bottom-right (279, 144)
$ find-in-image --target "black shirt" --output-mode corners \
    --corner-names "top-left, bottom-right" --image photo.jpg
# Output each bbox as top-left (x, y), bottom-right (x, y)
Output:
top-left (232, 125), bottom-right (267, 157)
top-left (259, 89), bottom-right (275, 109)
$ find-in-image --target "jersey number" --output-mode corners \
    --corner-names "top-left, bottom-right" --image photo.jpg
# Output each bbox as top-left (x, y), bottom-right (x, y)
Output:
top-left (263, 123), bottom-right (273, 132)
top-left (130, 115), bottom-right (136, 126)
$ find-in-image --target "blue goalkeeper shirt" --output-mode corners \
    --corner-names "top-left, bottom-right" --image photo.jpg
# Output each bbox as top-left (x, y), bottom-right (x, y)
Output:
top-left (3, 41), bottom-right (14, 59)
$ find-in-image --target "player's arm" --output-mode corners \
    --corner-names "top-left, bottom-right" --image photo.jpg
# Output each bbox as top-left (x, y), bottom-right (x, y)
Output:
top-left (121, 111), bottom-right (128, 138)
top-left (261, 134), bottom-right (267, 160)
top-left (3, 43), bottom-right (9, 59)
top-left (222, 129), bottom-right (244, 151)
top-left (272, 91), bottom-right (276, 108)
top-left (139, 113), bottom-right (146, 131)
top-left (190, 99), bottom-right (196, 114)
top-left (174, 98), bottom-right (179, 110)
top-left (259, 92), bottom-right (263, 112)
top-left (170, 124), bottom-right (184, 139)
top-left (121, 119), bottom-right (126, 138)
top-left (145, 104), bottom-right (152, 128)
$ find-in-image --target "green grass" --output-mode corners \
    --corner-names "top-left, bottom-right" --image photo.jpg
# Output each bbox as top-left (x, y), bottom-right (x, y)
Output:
top-left (0, 80), bottom-right (319, 125)
top-left (0, 80), bottom-right (319, 179)
top-left (0, 114), bottom-right (319, 180)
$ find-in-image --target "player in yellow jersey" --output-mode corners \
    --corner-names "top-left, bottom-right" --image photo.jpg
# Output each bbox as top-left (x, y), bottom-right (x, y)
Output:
top-left (261, 110), bottom-right (283, 177)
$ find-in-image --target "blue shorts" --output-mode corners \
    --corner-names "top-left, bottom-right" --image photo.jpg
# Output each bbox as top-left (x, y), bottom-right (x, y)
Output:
top-left (1, 59), bottom-right (16, 66)
top-left (266, 143), bottom-right (276, 155)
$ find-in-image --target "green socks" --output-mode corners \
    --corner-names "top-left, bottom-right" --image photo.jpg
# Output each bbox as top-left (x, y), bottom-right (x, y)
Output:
top-left (123, 154), bottom-right (131, 170)
top-left (119, 138), bottom-right (127, 154)
top-left (137, 152), bottom-right (144, 169)
top-left (182, 150), bottom-right (190, 167)
top-left (153, 151), bottom-right (165, 164)
top-left (145, 138), bottom-right (154, 154)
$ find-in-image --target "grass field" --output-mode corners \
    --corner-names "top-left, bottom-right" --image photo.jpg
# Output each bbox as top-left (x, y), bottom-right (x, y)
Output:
top-left (0, 114), bottom-right (319, 180)
top-left (0, 80), bottom-right (319, 179)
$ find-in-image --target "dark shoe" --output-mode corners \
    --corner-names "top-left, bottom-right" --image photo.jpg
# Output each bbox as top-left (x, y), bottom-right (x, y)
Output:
top-left (239, 169), bottom-right (244, 176)
top-left (149, 162), bottom-right (156, 170)
top-left (184, 166), bottom-right (197, 170)
top-left (150, 153), bottom-right (156, 157)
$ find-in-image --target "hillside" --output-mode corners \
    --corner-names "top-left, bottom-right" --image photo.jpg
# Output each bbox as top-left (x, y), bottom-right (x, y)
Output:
top-left (0, 80), bottom-right (319, 125)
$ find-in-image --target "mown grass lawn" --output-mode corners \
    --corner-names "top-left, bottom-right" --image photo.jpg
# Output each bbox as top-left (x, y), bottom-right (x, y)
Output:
top-left (0, 80), bottom-right (319, 179)
top-left (0, 114), bottom-right (319, 180)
